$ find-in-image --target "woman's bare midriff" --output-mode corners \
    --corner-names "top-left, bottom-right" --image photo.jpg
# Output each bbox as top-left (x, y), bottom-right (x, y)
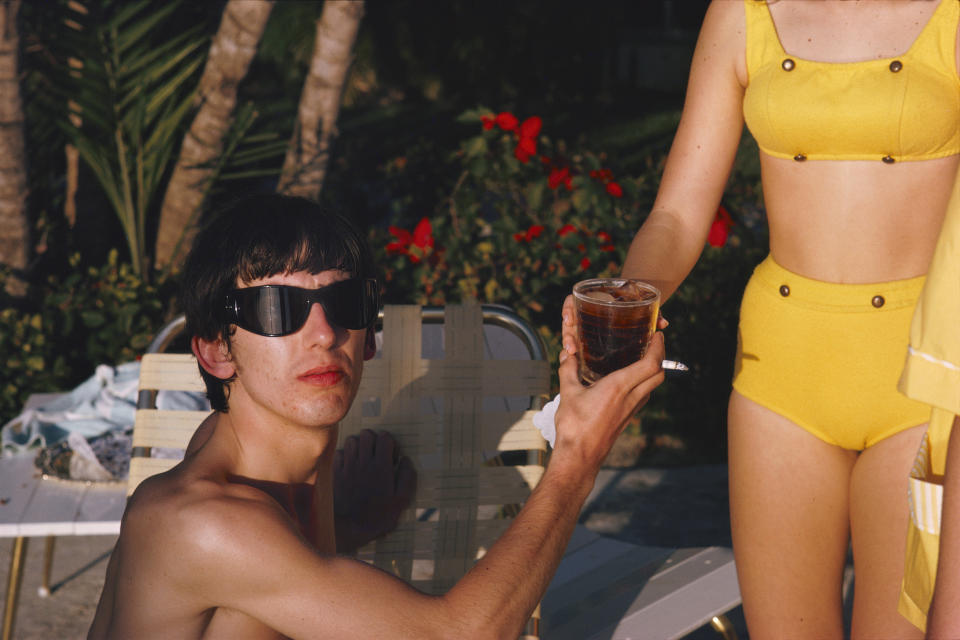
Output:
top-left (761, 152), bottom-right (960, 284)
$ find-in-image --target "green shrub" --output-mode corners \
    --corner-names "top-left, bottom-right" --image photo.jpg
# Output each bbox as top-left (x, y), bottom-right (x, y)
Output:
top-left (0, 250), bottom-right (178, 423)
top-left (373, 108), bottom-right (765, 461)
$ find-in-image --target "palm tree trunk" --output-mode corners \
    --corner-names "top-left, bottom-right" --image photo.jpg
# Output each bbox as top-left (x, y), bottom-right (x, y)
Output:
top-left (154, 0), bottom-right (274, 272)
top-left (277, 0), bottom-right (364, 201)
top-left (0, 0), bottom-right (28, 294)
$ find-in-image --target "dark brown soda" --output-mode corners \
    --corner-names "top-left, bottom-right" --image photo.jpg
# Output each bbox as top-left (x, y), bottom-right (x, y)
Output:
top-left (577, 286), bottom-right (657, 384)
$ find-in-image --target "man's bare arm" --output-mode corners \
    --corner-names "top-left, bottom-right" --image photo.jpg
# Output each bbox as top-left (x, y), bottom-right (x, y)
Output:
top-left (184, 335), bottom-right (666, 640)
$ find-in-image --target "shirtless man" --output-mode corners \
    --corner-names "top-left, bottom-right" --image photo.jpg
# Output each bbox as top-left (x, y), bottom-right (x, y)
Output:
top-left (88, 194), bottom-right (666, 639)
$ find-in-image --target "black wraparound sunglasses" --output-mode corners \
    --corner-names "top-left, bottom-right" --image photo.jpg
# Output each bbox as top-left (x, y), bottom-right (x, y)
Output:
top-left (223, 278), bottom-right (380, 336)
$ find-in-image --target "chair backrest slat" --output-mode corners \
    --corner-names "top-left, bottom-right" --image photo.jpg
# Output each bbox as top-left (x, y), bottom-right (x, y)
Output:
top-left (138, 353), bottom-right (205, 391)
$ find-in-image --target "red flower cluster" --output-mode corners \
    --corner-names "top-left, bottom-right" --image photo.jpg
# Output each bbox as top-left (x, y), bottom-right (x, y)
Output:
top-left (707, 205), bottom-right (734, 248)
top-left (547, 166), bottom-right (574, 191)
top-left (554, 224), bottom-right (616, 270)
top-left (588, 168), bottom-right (623, 198)
top-left (513, 224), bottom-right (545, 243)
top-left (387, 217), bottom-right (435, 263)
top-left (482, 111), bottom-right (542, 164)
top-left (596, 231), bottom-right (615, 252)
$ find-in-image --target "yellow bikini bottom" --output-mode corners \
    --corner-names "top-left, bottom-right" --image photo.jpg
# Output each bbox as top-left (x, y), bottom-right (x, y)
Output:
top-left (733, 256), bottom-right (929, 450)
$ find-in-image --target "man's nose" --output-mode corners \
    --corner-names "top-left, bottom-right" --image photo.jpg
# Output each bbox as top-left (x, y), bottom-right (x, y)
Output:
top-left (302, 302), bottom-right (339, 347)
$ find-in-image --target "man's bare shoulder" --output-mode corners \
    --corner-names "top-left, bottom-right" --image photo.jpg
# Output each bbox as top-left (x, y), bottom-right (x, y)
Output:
top-left (123, 464), bottom-right (298, 559)
top-left (92, 466), bottom-right (311, 638)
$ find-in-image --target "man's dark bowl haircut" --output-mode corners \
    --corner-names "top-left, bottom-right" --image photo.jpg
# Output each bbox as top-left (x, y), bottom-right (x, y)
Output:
top-left (180, 194), bottom-right (377, 412)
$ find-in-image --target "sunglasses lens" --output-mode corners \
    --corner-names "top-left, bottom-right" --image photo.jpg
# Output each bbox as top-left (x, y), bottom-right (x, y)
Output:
top-left (227, 279), bottom-right (379, 336)
top-left (230, 287), bottom-right (307, 336)
top-left (321, 279), bottom-right (379, 330)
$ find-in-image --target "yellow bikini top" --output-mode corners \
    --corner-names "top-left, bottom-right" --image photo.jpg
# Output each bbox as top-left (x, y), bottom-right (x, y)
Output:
top-left (742, 0), bottom-right (960, 163)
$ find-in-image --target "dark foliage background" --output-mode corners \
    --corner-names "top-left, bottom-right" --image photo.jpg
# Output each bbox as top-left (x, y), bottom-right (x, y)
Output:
top-left (4, 0), bottom-right (768, 463)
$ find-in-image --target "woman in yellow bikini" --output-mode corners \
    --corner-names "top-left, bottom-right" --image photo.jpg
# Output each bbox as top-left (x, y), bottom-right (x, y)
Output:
top-left (615, 1), bottom-right (960, 637)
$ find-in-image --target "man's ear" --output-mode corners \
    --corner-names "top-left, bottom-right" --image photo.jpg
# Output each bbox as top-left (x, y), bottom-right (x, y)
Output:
top-left (363, 326), bottom-right (377, 361)
top-left (192, 335), bottom-right (236, 379)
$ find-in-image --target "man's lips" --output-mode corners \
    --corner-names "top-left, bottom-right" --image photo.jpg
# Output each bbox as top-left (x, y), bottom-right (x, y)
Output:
top-left (298, 366), bottom-right (345, 386)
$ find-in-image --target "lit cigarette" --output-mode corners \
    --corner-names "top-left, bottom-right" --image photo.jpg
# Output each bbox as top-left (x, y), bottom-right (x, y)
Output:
top-left (662, 360), bottom-right (689, 372)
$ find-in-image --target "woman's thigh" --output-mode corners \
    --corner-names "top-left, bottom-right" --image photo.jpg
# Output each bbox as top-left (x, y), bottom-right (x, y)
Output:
top-left (849, 423), bottom-right (926, 640)
top-left (728, 390), bottom-right (857, 640)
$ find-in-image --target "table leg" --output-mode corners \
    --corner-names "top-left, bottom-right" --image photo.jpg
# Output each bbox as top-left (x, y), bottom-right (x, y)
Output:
top-left (3, 536), bottom-right (27, 640)
top-left (39, 536), bottom-right (55, 597)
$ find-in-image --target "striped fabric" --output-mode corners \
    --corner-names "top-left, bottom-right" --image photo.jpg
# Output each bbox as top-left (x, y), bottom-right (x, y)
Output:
top-left (907, 431), bottom-right (943, 535)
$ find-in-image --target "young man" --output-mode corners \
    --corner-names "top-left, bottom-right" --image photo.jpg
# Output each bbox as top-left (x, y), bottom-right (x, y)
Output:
top-left (88, 194), bottom-right (666, 639)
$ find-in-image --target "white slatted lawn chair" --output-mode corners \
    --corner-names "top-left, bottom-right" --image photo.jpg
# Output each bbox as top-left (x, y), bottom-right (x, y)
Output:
top-left (339, 303), bottom-right (551, 638)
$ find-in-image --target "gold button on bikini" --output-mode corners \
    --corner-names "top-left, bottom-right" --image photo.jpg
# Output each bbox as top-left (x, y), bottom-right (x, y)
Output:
top-left (882, 155), bottom-right (895, 164)
top-left (889, 60), bottom-right (903, 73)
top-left (872, 295), bottom-right (885, 308)
top-left (779, 285), bottom-right (790, 297)
top-left (782, 58), bottom-right (796, 71)
top-left (794, 153), bottom-right (807, 162)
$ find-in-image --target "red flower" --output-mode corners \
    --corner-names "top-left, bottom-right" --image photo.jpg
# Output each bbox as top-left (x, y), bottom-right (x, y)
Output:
top-left (707, 205), bottom-right (734, 248)
top-left (481, 114), bottom-right (496, 130)
top-left (389, 226), bottom-right (411, 244)
top-left (496, 112), bottom-right (518, 131)
top-left (596, 231), bottom-right (612, 243)
top-left (600, 244), bottom-right (616, 252)
top-left (519, 116), bottom-right (542, 139)
top-left (517, 136), bottom-right (536, 156)
top-left (525, 224), bottom-right (544, 241)
top-left (580, 257), bottom-right (591, 270)
top-left (563, 175), bottom-right (574, 191)
top-left (606, 182), bottom-right (623, 198)
top-left (514, 145), bottom-right (532, 163)
top-left (548, 167), bottom-right (570, 190)
top-left (412, 217), bottom-right (434, 249)
top-left (589, 170), bottom-right (600, 179)
top-left (387, 226), bottom-right (411, 254)
top-left (558, 224), bottom-right (577, 237)
top-left (513, 232), bottom-right (526, 243)
top-left (388, 219), bottom-right (435, 263)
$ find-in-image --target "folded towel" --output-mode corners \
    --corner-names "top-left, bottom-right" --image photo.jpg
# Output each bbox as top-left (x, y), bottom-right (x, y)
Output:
top-left (2, 362), bottom-right (209, 481)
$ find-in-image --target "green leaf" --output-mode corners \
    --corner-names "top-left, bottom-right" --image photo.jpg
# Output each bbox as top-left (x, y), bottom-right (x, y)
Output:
top-left (80, 311), bottom-right (106, 328)
top-left (112, 0), bottom-right (184, 55)
top-left (464, 135), bottom-right (488, 159)
top-left (484, 279), bottom-right (498, 301)
top-left (571, 188), bottom-right (591, 213)
top-left (525, 181), bottom-right (545, 210)
top-left (468, 157), bottom-right (488, 178)
top-left (456, 107), bottom-right (494, 124)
